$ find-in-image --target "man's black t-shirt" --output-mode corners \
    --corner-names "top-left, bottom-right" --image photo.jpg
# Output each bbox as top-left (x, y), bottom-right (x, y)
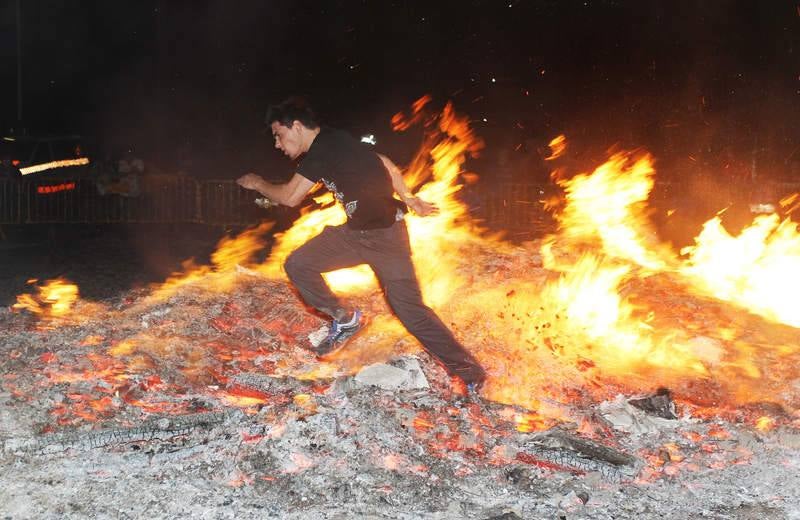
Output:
top-left (297, 128), bottom-right (403, 230)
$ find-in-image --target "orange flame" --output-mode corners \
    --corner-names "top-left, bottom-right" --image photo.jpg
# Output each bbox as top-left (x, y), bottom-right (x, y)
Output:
top-left (545, 134), bottom-right (567, 161)
top-left (148, 221), bottom-right (275, 301)
top-left (680, 213), bottom-right (800, 327)
top-left (755, 416), bottom-right (776, 432)
top-left (546, 152), bottom-right (673, 272)
top-left (13, 278), bottom-right (80, 318)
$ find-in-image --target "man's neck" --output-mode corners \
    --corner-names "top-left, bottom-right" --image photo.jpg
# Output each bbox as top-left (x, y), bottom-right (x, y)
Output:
top-left (302, 127), bottom-right (322, 154)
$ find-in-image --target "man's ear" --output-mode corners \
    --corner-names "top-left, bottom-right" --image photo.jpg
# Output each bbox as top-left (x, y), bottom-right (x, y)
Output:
top-left (291, 120), bottom-right (304, 132)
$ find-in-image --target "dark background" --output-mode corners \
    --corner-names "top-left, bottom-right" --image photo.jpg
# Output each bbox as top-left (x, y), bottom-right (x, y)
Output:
top-left (2, 0), bottom-right (799, 182)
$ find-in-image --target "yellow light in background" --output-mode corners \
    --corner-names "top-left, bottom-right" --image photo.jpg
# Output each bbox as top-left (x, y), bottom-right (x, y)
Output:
top-left (20, 157), bottom-right (90, 175)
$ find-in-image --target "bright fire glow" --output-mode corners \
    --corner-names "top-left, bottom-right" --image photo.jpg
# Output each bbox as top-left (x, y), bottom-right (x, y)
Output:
top-left (147, 221), bottom-right (275, 302)
top-left (14, 97), bottom-right (800, 431)
top-left (680, 214), bottom-right (800, 327)
top-left (545, 134), bottom-right (567, 161)
top-left (546, 153), bottom-right (673, 272)
top-left (13, 278), bottom-right (80, 317)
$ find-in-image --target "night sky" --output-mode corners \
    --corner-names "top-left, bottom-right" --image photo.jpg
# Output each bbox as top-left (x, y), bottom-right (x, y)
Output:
top-left (2, 1), bottom-right (799, 181)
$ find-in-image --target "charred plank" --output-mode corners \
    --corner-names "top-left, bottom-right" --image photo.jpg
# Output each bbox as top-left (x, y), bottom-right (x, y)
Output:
top-left (3, 409), bottom-right (242, 455)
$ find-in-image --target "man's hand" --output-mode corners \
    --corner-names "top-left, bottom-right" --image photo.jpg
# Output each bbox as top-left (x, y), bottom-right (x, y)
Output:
top-left (236, 173), bottom-right (264, 191)
top-left (405, 196), bottom-right (439, 217)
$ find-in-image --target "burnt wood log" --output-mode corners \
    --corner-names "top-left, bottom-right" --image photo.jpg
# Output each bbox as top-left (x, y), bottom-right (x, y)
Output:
top-left (3, 409), bottom-right (242, 456)
top-left (521, 430), bottom-right (640, 482)
top-left (628, 388), bottom-right (678, 419)
top-left (520, 447), bottom-right (629, 482)
top-left (228, 372), bottom-right (310, 395)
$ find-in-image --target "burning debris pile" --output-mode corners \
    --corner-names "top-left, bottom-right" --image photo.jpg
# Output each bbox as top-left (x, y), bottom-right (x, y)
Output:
top-left (3, 262), bottom-right (800, 519)
top-left (3, 99), bottom-right (800, 518)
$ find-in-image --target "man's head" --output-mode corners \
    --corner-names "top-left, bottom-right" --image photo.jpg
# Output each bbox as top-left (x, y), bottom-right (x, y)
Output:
top-left (265, 97), bottom-right (321, 160)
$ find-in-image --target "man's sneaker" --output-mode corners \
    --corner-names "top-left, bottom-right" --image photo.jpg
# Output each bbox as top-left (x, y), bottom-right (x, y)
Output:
top-left (456, 366), bottom-right (486, 394)
top-left (465, 376), bottom-right (488, 402)
top-left (466, 381), bottom-right (483, 395)
top-left (314, 310), bottom-right (365, 356)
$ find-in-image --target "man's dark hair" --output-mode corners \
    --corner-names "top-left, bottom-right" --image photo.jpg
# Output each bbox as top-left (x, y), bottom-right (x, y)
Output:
top-left (265, 97), bottom-right (320, 129)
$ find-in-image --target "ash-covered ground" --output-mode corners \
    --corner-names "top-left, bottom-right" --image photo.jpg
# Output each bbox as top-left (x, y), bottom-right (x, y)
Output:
top-left (2, 225), bottom-right (800, 519)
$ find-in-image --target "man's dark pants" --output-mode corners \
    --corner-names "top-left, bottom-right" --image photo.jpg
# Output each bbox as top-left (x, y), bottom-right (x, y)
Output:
top-left (284, 220), bottom-right (485, 384)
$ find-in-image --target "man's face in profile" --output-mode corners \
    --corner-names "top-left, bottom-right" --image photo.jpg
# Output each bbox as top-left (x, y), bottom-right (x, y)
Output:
top-left (271, 121), bottom-right (303, 160)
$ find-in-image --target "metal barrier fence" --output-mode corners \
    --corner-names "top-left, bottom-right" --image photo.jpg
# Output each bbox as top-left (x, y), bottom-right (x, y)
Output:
top-left (0, 178), bottom-right (21, 224)
top-left (23, 176), bottom-right (201, 224)
top-left (0, 176), bottom-right (257, 227)
top-left (1, 176), bottom-right (798, 232)
top-left (198, 179), bottom-right (260, 226)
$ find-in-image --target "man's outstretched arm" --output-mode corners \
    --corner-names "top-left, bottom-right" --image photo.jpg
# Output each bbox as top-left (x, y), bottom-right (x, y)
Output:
top-left (236, 173), bottom-right (315, 208)
top-left (377, 154), bottom-right (438, 216)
